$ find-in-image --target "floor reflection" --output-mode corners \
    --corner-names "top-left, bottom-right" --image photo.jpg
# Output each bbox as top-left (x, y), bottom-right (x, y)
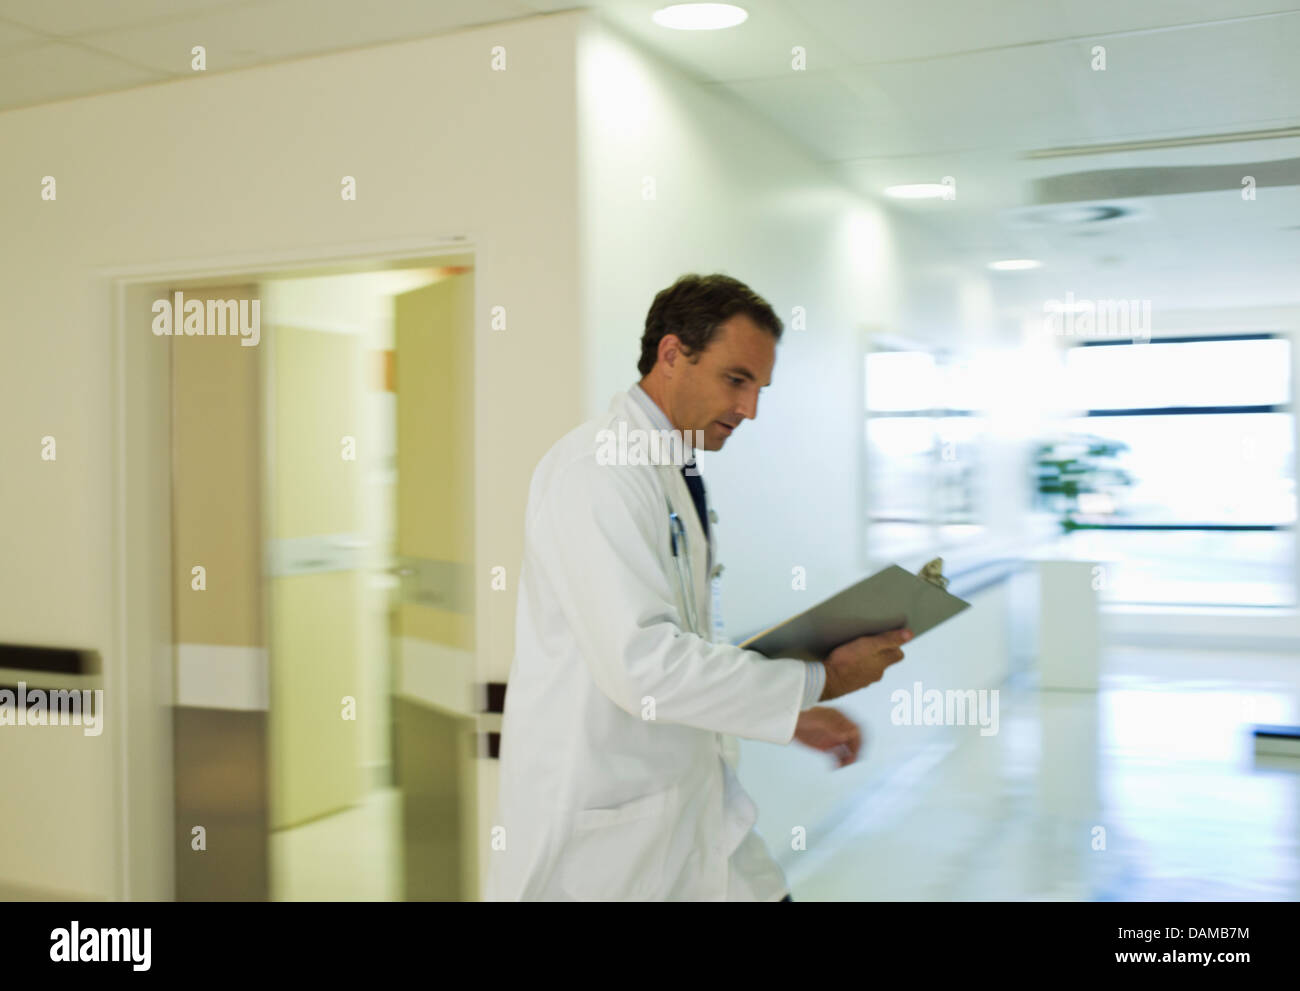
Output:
top-left (794, 647), bottom-right (1300, 901)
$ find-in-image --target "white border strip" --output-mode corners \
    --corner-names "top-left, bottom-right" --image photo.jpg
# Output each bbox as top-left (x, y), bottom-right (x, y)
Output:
top-left (396, 636), bottom-right (476, 717)
top-left (176, 644), bottom-right (269, 711)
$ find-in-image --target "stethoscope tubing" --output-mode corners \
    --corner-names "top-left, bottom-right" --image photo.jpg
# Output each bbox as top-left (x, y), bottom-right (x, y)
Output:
top-left (667, 503), bottom-right (700, 635)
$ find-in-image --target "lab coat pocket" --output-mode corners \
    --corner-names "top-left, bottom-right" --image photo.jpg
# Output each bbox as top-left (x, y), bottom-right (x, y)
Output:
top-left (559, 785), bottom-right (678, 901)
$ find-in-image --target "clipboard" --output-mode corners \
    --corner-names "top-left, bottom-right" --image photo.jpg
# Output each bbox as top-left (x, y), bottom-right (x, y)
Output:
top-left (737, 558), bottom-right (970, 663)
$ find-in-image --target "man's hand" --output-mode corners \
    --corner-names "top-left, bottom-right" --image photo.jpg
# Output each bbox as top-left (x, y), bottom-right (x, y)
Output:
top-left (819, 627), bottom-right (912, 702)
top-left (793, 706), bottom-right (863, 768)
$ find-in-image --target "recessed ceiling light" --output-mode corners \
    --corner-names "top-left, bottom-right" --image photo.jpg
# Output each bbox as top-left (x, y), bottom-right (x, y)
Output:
top-left (1044, 299), bottom-right (1094, 313)
top-left (652, 3), bottom-right (749, 30)
top-left (883, 183), bottom-right (951, 200)
top-left (988, 259), bottom-right (1042, 271)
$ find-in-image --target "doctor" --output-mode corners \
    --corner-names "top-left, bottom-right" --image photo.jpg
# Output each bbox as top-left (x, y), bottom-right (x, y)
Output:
top-left (487, 273), bottom-right (913, 901)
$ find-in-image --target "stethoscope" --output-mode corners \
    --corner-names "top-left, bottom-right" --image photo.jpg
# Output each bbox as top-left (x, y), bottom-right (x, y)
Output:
top-left (667, 496), bottom-right (726, 637)
top-left (666, 500), bottom-right (701, 635)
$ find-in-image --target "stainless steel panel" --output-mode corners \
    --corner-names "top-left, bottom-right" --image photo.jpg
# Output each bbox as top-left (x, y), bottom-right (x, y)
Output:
top-left (172, 706), bottom-right (269, 901)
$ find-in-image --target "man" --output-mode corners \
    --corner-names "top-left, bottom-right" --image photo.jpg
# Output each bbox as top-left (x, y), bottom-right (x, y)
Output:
top-left (487, 273), bottom-right (912, 901)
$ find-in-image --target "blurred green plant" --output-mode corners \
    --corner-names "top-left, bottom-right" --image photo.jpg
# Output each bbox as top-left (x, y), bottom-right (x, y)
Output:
top-left (1033, 433), bottom-right (1136, 532)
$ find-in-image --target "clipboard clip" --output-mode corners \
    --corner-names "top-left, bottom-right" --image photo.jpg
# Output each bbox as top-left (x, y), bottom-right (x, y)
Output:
top-left (917, 557), bottom-right (949, 591)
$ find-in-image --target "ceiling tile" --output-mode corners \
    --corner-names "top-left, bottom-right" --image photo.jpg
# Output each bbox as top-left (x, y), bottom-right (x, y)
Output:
top-left (717, 70), bottom-right (916, 161)
top-left (0, 41), bottom-right (164, 112)
top-left (75, 15), bottom-right (275, 74)
top-left (859, 46), bottom-right (1090, 155)
top-left (795, 0), bottom-right (1068, 64)
top-left (598, 0), bottom-right (861, 82)
top-left (0, 16), bottom-right (49, 53)
top-left (190, 0), bottom-right (536, 60)
top-left (1074, 16), bottom-right (1300, 140)
top-left (1057, 0), bottom-right (1293, 37)
top-left (73, 0), bottom-right (536, 73)
top-left (0, 0), bottom-right (255, 38)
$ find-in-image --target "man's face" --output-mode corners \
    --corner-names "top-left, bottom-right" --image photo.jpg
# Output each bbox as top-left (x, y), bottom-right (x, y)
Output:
top-left (666, 314), bottom-right (775, 452)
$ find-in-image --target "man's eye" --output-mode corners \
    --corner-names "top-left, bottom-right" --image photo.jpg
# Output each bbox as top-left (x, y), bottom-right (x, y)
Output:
top-left (728, 376), bottom-right (743, 385)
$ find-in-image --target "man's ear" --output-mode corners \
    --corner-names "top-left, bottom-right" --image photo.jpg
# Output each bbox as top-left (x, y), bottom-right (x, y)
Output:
top-left (659, 334), bottom-right (680, 373)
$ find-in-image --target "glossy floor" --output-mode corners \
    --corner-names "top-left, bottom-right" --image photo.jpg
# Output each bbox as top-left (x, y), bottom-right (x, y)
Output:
top-left (789, 646), bottom-right (1300, 900)
top-left (268, 646), bottom-right (1300, 901)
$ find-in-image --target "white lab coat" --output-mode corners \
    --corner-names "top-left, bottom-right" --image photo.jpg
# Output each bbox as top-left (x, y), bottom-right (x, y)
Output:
top-left (486, 386), bottom-right (808, 901)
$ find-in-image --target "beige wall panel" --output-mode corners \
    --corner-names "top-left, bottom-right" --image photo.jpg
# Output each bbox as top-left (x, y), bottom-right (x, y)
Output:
top-left (269, 571), bottom-right (363, 828)
top-left (170, 283), bottom-right (269, 901)
top-left (171, 284), bottom-right (263, 649)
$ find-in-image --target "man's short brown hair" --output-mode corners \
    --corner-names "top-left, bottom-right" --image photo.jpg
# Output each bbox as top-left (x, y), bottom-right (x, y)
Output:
top-left (638, 274), bottom-right (783, 376)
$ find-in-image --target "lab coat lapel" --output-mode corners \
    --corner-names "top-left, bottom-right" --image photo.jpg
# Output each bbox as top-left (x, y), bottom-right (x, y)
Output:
top-left (616, 389), bottom-right (713, 639)
top-left (665, 464), bottom-right (711, 636)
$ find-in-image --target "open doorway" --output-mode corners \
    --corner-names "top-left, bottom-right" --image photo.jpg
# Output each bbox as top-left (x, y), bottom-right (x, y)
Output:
top-left (260, 264), bottom-right (477, 900)
top-left (113, 248), bottom-right (477, 901)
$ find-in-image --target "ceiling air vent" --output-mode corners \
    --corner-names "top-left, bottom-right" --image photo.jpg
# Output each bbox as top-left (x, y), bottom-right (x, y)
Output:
top-left (1001, 201), bottom-right (1148, 230)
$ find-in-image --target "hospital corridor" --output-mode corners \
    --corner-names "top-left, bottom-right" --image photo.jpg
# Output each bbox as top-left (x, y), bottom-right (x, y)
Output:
top-left (0, 0), bottom-right (1297, 963)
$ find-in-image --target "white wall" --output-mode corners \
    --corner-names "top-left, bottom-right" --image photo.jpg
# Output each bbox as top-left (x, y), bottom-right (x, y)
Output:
top-left (576, 17), bottom-right (1013, 641)
top-left (0, 4), bottom-right (1057, 899)
top-left (0, 11), bottom-right (584, 898)
top-left (575, 16), bottom-right (1027, 887)
top-left (581, 18), bottom-right (885, 630)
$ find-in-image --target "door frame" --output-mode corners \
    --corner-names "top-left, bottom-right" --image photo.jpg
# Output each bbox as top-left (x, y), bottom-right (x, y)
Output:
top-left (102, 235), bottom-right (478, 900)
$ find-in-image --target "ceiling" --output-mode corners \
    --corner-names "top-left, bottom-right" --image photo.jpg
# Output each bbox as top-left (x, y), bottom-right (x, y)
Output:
top-left (2, 0), bottom-right (1297, 310)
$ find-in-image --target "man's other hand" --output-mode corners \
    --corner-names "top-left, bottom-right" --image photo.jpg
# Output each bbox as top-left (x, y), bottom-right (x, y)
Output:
top-left (792, 706), bottom-right (863, 768)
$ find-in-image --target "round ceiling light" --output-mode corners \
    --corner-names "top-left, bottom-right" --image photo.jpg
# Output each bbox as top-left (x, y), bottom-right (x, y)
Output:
top-left (652, 4), bottom-right (749, 29)
top-left (988, 259), bottom-right (1042, 271)
top-left (883, 183), bottom-right (951, 200)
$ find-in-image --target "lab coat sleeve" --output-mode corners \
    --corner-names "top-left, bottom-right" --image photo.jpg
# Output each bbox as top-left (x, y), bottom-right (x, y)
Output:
top-left (533, 455), bottom-right (807, 745)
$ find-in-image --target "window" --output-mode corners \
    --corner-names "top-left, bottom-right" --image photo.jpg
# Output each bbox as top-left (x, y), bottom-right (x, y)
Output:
top-left (1056, 334), bottom-right (1295, 607)
top-left (864, 343), bottom-right (986, 562)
